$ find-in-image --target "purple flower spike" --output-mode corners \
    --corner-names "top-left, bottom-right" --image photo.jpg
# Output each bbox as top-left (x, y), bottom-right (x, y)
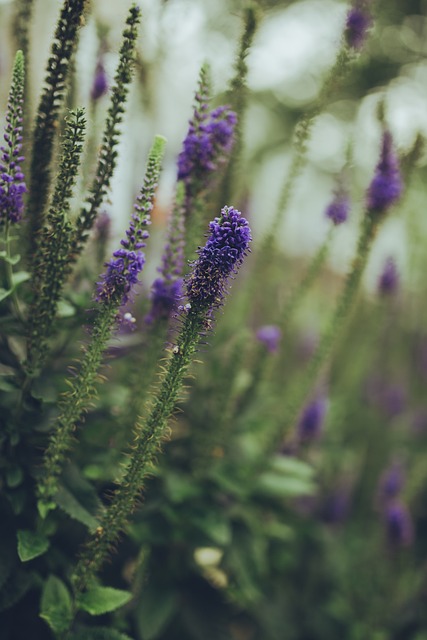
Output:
top-left (297, 396), bottom-right (327, 443)
top-left (367, 130), bottom-right (402, 214)
top-left (186, 206), bottom-right (252, 310)
top-left (378, 461), bottom-right (405, 504)
top-left (345, 3), bottom-right (372, 50)
top-left (91, 59), bottom-right (109, 101)
top-left (256, 325), bottom-right (282, 353)
top-left (378, 257), bottom-right (399, 296)
top-left (385, 501), bottom-right (414, 548)
top-left (0, 51), bottom-right (26, 224)
top-left (96, 248), bottom-right (145, 306)
top-left (177, 75), bottom-right (237, 187)
top-left (325, 189), bottom-right (350, 225)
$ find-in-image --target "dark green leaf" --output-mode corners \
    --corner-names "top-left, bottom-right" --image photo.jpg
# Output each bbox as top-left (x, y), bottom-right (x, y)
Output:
top-left (55, 485), bottom-right (99, 531)
top-left (70, 627), bottom-right (133, 640)
top-left (78, 586), bottom-right (132, 616)
top-left (17, 529), bottom-right (50, 562)
top-left (0, 569), bottom-right (35, 613)
top-left (40, 575), bottom-right (73, 634)
top-left (135, 586), bottom-right (176, 640)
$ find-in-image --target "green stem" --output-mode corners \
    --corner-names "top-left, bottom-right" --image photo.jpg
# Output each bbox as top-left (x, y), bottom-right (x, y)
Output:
top-left (4, 221), bottom-right (24, 323)
top-left (71, 309), bottom-right (205, 592)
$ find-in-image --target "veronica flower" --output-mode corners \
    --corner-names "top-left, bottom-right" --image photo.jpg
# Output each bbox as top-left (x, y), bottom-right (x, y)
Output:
top-left (378, 256), bottom-right (399, 295)
top-left (0, 50), bottom-right (26, 224)
top-left (385, 501), bottom-right (414, 548)
top-left (91, 58), bottom-right (109, 102)
top-left (345, 1), bottom-right (372, 50)
top-left (367, 130), bottom-right (402, 214)
top-left (377, 461), bottom-right (405, 505)
top-left (185, 205), bottom-right (251, 311)
top-left (297, 396), bottom-right (327, 442)
top-left (256, 325), bottom-right (282, 353)
top-left (325, 187), bottom-right (350, 225)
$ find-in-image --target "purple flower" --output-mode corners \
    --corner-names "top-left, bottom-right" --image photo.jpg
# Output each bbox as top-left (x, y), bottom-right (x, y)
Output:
top-left (297, 396), bottom-right (327, 442)
top-left (384, 501), bottom-right (414, 548)
top-left (321, 487), bottom-right (351, 524)
top-left (177, 104), bottom-right (237, 186)
top-left (96, 248), bottom-right (145, 306)
top-left (0, 51), bottom-right (26, 224)
top-left (345, 3), bottom-right (372, 50)
top-left (91, 59), bottom-right (109, 101)
top-left (367, 130), bottom-right (402, 214)
top-left (145, 277), bottom-right (183, 325)
top-left (256, 325), bottom-right (282, 353)
top-left (186, 206), bottom-right (252, 310)
top-left (325, 189), bottom-right (350, 225)
top-left (378, 461), bottom-right (405, 504)
top-left (378, 257), bottom-right (399, 295)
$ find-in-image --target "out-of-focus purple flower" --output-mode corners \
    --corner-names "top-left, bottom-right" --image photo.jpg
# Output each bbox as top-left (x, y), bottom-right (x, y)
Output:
top-left (0, 51), bottom-right (26, 224)
top-left (297, 396), bottom-right (327, 443)
top-left (367, 130), bottom-right (402, 214)
top-left (94, 210), bottom-right (111, 242)
top-left (91, 59), bottom-right (109, 101)
top-left (321, 487), bottom-right (351, 524)
top-left (145, 277), bottom-right (183, 325)
top-left (384, 501), bottom-right (414, 548)
top-left (186, 206), bottom-right (251, 310)
top-left (378, 461), bottom-right (405, 504)
top-left (378, 257), bottom-right (399, 296)
top-left (177, 98), bottom-right (237, 187)
top-left (345, 2), bottom-right (372, 50)
top-left (256, 325), bottom-right (282, 353)
top-left (325, 188), bottom-right (350, 225)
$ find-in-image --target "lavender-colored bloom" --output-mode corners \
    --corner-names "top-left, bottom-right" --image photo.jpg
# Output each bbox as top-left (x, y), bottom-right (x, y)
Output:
top-left (378, 461), bottom-right (405, 504)
top-left (297, 396), bottom-right (327, 442)
top-left (145, 277), bottom-right (183, 324)
top-left (0, 51), bottom-right (26, 224)
top-left (321, 487), bottom-right (351, 524)
top-left (91, 59), bottom-right (109, 101)
top-left (345, 3), bottom-right (372, 50)
top-left (177, 105), bottom-right (237, 186)
top-left (378, 257), bottom-right (399, 295)
top-left (366, 130), bottom-right (402, 214)
top-left (325, 189), bottom-right (350, 225)
top-left (385, 501), bottom-right (414, 548)
top-left (186, 206), bottom-right (252, 310)
top-left (256, 325), bottom-right (282, 353)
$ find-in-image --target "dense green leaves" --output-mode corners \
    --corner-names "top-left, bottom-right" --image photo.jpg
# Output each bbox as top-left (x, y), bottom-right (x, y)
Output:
top-left (17, 529), bottom-right (50, 561)
top-left (40, 575), bottom-right (73, 634)
top-left (77, 586), bottom-right (133, 616)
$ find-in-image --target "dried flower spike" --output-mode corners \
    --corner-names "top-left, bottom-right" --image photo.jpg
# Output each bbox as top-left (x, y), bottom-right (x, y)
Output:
top-left (0, 50), bottom-right (26, 224)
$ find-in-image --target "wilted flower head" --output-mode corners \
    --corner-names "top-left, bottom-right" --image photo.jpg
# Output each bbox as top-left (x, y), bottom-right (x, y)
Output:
top-left (378, 257), bottom-right (399, 296)
top-left (297, 396), bottom-right (327, 442)
top-left (0, 50), bottom-right (26, 224)
top-left (325, 188), bottom-right (350, 225)
top-left (186, 206), bottom-right (251, 310)
top-left (91, 58), bottom-right (109, 101)
top-left (345, 1), bottom-right (372, 50)
top-left (256, 325), bottom-right (282, 353)
top-left (385, 501), bottom-right (414, 548)
top-left (367, 130), bottom-right (402, 214)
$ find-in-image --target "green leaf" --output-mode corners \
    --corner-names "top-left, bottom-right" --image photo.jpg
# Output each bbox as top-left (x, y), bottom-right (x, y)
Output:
top-left (269, 455), bottom-right (315, 479)
top-left (70, 628), bottom-right (133, 640)
top-left (39, 576), bottom-right (73, 633)
top-left (57, 299), bottom-right (76, 317)
top-left (17, 529), bottom-right (50, 562)
top-left (78, 586), bottom-right (132, 616)
top-left (136, 586), bottom-right (177, 640)
top-left (55, 485), bottom-right (99, 531)
top-left (0, 288), bottom-right (12, 302)
top-left (255, 472), bottom-right (316, 499)
top-left (11, 270), bottom-right (30, 287)
top-left (0, 569), bottom-right (35, 613)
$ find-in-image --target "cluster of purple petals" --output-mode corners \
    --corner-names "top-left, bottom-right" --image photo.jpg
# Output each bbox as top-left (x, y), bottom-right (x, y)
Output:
top-left (367, 131), bottom-right (402, 213)
top-left (378, 257), bottom-right (399, 295)
top-left (384, 502), bottom-right (414, 548)
top-left (345, 3), bottom-right (372, 50)
top-left (0, 100), bottom-right (26, 224)
top-left (256, 325), bottom-right (282, 353)
top-left (297, 396), bottom-right (327, 443)
top-left (177, 106), bottom-right (237, 184)
top-left (325, 190), bottom-right (350, 225)
top-left (145, 277), bottom-right (183, 324)
top-left (96, 249), bottom-right (145, 305)
top-left (91, 59), bottom-right (109, 101)
top-left (186, 206), bottom-right (251, 308)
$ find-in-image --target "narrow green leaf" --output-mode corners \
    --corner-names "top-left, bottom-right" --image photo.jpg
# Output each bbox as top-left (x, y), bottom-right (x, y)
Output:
top-left (136, 586), bottom-right (176, 640)
top-left (256, 472), bottom-right (316, 499)
top-left (270, 455), bottom-right (315, 479)
top-left (55, 485), bottom-right (99, 531)
top-left (77, 586), bottom-right (132, 616)
top-left (40, 575), bottom-right (73, 634)
top-left (17, 529), bottom-right (50, 562)
top-left (11, 270), bottom-right (30, 287)
top-left (0, 288), bottom-right (12, 302)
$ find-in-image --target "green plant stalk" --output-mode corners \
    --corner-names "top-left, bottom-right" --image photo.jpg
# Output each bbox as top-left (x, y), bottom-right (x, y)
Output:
top-left (37, 303), bottom-right (118, 514)
top-left (26, 109), bottom-right (86, 377)
top-left (267, 214), bottom-right (378, 454)
top-left (69, 4), bottom-right (141, 262)
top-left (71, 308), bottom-right (206, 592)
top-left (27, 0), bottom-right (87, 256)
top-left (3, 222), bottom-right (24, 323)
